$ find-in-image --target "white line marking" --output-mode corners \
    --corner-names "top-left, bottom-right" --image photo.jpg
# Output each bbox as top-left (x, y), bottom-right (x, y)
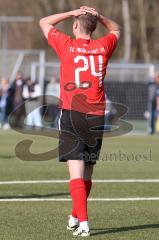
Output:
top-left (0, 179), bottom-right (159, 185)
top-left (0, 180), bottom-right (70, 185)
top-left (0, 197), bottom-right (159, 202)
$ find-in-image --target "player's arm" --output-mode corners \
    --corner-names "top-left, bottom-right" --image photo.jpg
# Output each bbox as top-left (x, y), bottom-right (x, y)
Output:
top-left (98, 15), bottom-right (120, 39)
top-left (80, 6), bottom-right (120, 39)
top-left (39, 9), bottom-right (87, 39)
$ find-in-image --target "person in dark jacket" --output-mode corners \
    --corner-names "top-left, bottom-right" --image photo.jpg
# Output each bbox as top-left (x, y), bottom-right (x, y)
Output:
top-left (9, 71), bottom-right (25, 128)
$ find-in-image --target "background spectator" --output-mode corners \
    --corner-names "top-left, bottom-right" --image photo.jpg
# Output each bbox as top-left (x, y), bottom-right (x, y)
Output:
top-left (23, 77), bottom-right (42, 129)
top-left (0, 77), bottom-right (10, 130)
top-left (147, 71), bottom-right (159, 134)
top-left (45, 76), bottom-right (60, 128)
top-left (155, 73), bottom-right (159, 133)
top-left (10, 71), bottom-right (25, 128)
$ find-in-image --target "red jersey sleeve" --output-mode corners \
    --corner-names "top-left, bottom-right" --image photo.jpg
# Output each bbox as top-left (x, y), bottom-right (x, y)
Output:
top-left (98, 33), bottom-right (118, 58)
top-left (48, 27), bottom-right (70, 58)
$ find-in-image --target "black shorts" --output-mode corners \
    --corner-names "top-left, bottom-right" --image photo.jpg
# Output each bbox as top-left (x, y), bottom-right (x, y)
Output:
top-left (58, 109), bottom-right (104, 165)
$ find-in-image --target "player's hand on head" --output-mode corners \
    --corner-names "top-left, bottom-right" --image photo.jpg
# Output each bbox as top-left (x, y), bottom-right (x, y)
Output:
top-left (69, 9), bottom-right (87, 17)
top-left (80, 6), bottom-right (99, 17)
top-left (80, 6), bottom-right (96, 11)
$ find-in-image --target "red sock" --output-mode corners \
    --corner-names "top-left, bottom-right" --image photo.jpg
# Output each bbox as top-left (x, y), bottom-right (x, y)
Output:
top-left (70, 178), bottom-right (88, 222)
top-left (71, 179), bottom-right (92, 219)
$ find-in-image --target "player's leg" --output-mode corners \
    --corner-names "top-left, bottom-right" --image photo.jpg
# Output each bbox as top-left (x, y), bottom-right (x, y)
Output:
top-left (72, 113), bottom-right (104, 235)
top-left (67, 159), bottom-right (90, 236)
top-left (71, 163), bottom-right (93, 218)
top-left (84, 164), bottom-right (94, 180)
top-left (84, 164), bottom-right (93, 198)
top-left (67, 159), bottom-right (85, 180)
top-left (59, 110), bottom-right (99, 236)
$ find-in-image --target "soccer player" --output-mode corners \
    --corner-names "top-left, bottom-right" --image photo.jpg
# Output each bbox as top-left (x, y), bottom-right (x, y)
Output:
top-left (40, 6), bottom-right (120, 237)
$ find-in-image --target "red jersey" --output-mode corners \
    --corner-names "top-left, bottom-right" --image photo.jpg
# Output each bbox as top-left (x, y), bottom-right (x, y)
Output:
top-left (48, 27), bottom-right (117, 115)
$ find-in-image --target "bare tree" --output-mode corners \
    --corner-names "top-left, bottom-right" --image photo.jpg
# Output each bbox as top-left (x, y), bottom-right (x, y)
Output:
top-left (39, 0), bottom-right (52, 14)
top-left (122, 0), bottom-right (131, 62)
top-left (137, 0), bottom-right (151, 63)
top-left (1, 0), bottom-right (159, 61)
top-left (57, 0), bottom-right (66, 11)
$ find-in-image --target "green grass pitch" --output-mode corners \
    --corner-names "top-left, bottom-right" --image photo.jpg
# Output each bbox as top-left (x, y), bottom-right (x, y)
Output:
top-left (0, 130), bottom-right (159, 240)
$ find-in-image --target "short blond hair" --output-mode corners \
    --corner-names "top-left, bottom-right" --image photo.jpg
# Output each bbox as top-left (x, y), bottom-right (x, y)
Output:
top-left (75, 13), bottom-right (98, 34)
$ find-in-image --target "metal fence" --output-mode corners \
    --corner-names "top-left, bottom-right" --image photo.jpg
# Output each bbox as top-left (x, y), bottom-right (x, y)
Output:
top-left (0, 50), bottom-right (156, 119)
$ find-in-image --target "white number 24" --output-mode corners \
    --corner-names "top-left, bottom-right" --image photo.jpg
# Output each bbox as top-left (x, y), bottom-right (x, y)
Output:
top-left (74, 55), bottom-right (103, 88)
